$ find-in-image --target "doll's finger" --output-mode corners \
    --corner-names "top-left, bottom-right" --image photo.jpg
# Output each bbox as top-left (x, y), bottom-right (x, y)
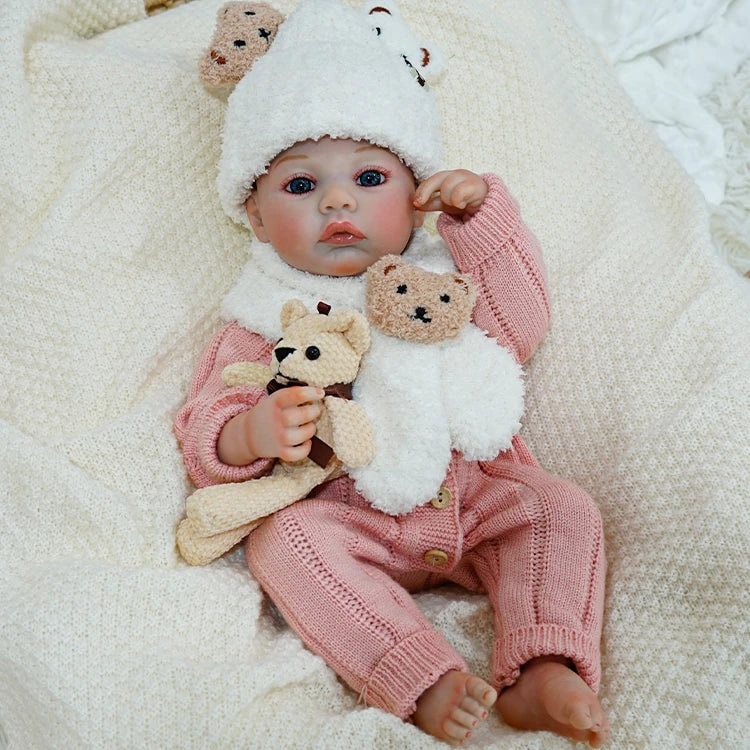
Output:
top-left (413, 171), bottom-right (451, 206)
top-left (440, 174), bottom-right (481, 209)
top-left (272, 386), bottom-right (324, 408)
top-left (281, 401), bottom-right (322, 428)
top-left (414, 195), bottom-right (448, 213)
top-left (278, 440), bottom-right (313, 463)
top-left (284, 421), bottom-right (317, 448)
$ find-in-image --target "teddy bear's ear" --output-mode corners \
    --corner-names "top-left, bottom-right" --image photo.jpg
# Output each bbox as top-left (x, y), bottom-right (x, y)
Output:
top-left (198, 2), bottom-right (284, 88)
top-left (453, 274), bottom-right (478, 308)
top-left (330, 310), bottom-right (371, 357)
top-left (367, 254), bottom-right (404, 278)
top-left (280, 299), bottom-right (309, 329)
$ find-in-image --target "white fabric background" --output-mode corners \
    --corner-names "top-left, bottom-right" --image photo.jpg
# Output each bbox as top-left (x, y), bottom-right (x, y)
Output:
top-left (566, 0), bottom-right (750, 274)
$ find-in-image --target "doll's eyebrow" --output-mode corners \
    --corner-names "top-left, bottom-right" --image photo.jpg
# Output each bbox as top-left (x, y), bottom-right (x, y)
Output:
top-left (272, 153), bottom-right (309, 167)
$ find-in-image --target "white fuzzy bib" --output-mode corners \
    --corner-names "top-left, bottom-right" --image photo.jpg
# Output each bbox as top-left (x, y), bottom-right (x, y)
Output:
top-left (222, 231), bottom-right (524, 515)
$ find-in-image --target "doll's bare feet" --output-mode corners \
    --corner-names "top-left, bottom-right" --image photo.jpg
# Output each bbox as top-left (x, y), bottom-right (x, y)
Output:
top-left (413, 670), bottom-right (497, 744)
top-left (497, 656), bottom-right (609, 748)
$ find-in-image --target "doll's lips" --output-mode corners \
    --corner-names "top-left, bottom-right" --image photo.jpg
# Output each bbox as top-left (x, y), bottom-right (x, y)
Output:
top-left (319, 222), bottom-right (365, 244)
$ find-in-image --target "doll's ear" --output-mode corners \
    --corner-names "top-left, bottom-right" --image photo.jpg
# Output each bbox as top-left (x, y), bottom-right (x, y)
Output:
top-left (244, 192), bottom-right (268, 242)
top-left (198, 2), bottom-right (284, 88)
top-left (280, 299), bottom-right (309, 329)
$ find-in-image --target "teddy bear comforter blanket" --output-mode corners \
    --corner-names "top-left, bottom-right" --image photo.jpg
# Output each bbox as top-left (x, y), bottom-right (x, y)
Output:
top-left (1, 1), bottom-right (748, 748)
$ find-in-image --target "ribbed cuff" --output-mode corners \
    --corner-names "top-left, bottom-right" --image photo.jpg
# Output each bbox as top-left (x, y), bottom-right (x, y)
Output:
top-left (494, 624), bottom-right (601, 693)
top-left (364, 629), bottom-right (468, 719)
top-left (437, 173), bottom-right (522, 270)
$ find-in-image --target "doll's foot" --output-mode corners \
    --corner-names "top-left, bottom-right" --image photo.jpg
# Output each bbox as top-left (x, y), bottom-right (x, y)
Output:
top-left (497, 656), bottom-right (609, 748)
top-left (413, 670), bottom-right (497, 744)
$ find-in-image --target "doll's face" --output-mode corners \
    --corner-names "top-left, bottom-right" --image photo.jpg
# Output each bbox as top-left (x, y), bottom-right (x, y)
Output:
top-left (244, 137), bottom-right (424, 276)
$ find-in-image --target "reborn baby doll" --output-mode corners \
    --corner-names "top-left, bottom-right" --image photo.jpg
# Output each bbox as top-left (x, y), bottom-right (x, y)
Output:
top-left (175, 1), bottom-right (609, 746)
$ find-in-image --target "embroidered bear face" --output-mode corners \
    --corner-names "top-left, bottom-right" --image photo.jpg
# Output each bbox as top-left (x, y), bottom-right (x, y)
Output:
top-left (198, 1), bottom-right (283, 86)
top-left (365, 255), bottom-right (477, 343)
top-left (271, 300), bottom-right (371, 387)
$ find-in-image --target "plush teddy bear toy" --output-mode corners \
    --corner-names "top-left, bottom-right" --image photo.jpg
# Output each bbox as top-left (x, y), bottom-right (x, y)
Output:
top-left (347, 255), bottom-right (525, 515)
top-left (198, 1), bottom-right (283, 86)
top-left (177, 299), bottom-right (374, 565)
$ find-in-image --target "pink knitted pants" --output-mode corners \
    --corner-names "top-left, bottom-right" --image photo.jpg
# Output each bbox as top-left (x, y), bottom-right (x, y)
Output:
top-left (245, 453), bottom-right (605, 719)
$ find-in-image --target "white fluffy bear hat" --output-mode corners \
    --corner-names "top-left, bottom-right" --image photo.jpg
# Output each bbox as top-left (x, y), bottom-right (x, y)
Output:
top-left (216, 0), bottom-right (445, 227)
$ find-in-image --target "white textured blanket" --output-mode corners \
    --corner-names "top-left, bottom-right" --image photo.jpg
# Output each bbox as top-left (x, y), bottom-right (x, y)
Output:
top-left (1, 1), bottom-right (748, 748)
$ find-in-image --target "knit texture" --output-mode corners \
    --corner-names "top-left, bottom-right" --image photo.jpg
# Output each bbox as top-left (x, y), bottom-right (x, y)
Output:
top-left (1, 1), bottom-right (749, 748)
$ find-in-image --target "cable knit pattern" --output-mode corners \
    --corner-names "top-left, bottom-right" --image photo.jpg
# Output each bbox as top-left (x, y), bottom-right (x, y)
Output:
top-left (1, 1), bottom-right (749, 749)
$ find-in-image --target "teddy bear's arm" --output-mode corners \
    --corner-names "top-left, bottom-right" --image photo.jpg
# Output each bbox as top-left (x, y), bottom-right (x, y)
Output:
top-left (325, 396), bottom-right (375, 468)
top-left (222, 361), bottom-right (273, 388)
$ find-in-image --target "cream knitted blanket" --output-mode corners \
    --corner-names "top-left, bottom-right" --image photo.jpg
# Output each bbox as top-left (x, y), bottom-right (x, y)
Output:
top-left (1, 1), bottom-right (748, 748)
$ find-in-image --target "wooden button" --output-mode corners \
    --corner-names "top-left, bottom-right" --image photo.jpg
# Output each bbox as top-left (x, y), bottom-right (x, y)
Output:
top-left (430, 486), bottom-right (453, 509)
top-left (424, 549), bottom-right (449, 567)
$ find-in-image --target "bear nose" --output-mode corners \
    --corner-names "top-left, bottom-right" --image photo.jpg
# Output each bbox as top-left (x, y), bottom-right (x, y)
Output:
top-left (275, 347), bottom-right (295, 362)
top-left (414, 307), bottom-right (432, 322)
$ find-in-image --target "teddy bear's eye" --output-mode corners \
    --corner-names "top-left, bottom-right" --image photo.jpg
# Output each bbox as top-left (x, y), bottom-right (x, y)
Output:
top-left (397, 284), bottom-right (407, 294)
top-left (305, 346), bottom-right (321, 360)
top-left (440, 294), bottom-right (450, 303)
top-left (233, 39), bottom-right (246, 48)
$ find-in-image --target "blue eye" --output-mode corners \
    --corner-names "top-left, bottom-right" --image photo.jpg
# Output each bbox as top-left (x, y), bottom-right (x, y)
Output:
top-left (286, 177), bottom-right (314, 194)
top-left (357, 170), bottom-right (386, 187)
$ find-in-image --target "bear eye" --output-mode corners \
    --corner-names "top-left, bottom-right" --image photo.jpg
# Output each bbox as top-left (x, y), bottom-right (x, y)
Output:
top-left (233, 39), bottom-right (246, 48)
top-left (440, 294), bottom-right (450, 303)
top-left (305, 346), bottom-right (321, 360)
top-left (397, 284), bottom-right (407, 294)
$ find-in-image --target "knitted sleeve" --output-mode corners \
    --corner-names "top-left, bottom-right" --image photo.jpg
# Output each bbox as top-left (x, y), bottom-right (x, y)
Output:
top-left (437, 173), bottom-right (550, 364)
top-left (174, 322), bottom-right (275, 488)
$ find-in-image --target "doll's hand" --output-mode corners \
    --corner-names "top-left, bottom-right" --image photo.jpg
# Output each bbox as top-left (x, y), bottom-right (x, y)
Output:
top-left (218, 386), bottom-right (324, 465)
top-left (413, 170), bottom-right (488, 217)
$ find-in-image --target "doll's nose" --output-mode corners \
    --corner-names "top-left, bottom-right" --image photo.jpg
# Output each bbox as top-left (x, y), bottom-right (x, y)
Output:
top-left (319, 183), bottom-right (357, 212)
top-left (275, 347), bottom-right (295, 362)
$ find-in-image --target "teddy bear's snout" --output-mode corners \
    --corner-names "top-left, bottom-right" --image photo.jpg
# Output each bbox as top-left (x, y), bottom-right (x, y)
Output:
top-left (275, 347), bottom-right (295, 362)
top-left (411, 306), bottom-right (432, 323)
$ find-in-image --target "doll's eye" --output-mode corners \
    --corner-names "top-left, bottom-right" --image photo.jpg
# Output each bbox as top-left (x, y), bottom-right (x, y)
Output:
top-left (440, 294), bottom-right (450, 303)
top-left (357, 170), bottom-right (386, 187)
top-left (305, 346), bottom-right (321, 360)
top-left (285, 177), bottom-right (315, 194)
top-left (397, 284), bottom-right (407, 294)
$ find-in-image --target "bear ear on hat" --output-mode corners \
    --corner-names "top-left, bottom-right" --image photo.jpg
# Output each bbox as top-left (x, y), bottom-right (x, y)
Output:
top-left (198, 1), bottom-right (284, 88)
